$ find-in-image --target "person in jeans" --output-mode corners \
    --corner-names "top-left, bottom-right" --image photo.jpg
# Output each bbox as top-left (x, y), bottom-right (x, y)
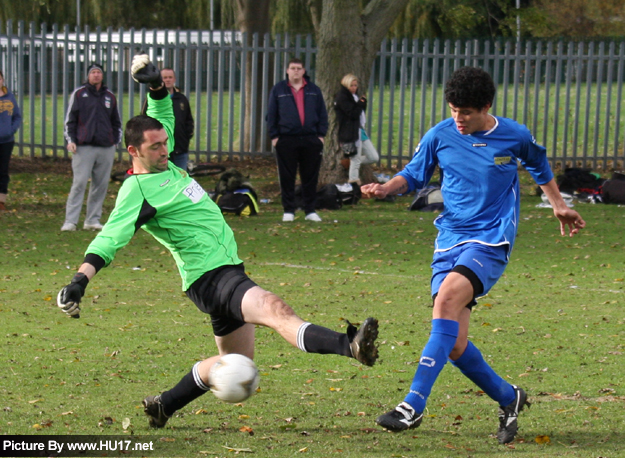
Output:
top-left (334, 73), bottom-right (379, 185)
top-left (62, 63), bottom-right (122, 231)
top-left (266, 58), bottom-right (328, 222)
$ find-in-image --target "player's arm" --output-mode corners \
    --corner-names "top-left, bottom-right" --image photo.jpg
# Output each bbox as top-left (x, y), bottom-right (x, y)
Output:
top-left (131, 54), bottom-right (176, 154)
top-left (539, 178), bottom-right (586, 237)
top-left (361, 176), bottom-right (409, 199)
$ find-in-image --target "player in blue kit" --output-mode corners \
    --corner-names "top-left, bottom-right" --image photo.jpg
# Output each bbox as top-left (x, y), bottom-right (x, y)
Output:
top-left (361, 67), bottom-right (585, 444)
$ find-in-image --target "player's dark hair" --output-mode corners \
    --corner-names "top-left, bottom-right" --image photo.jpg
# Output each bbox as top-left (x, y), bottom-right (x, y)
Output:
top-left (125, 115), bottom-right (164, 148)
top-left (445, 67), bottom-right (496, 110)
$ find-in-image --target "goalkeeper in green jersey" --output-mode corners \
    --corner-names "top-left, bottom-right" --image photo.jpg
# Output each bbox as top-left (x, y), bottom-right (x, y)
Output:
top-left (56, 55), bottom-right (379, 428)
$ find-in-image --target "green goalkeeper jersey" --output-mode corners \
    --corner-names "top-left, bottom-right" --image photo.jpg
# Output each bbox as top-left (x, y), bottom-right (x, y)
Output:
top-left (85, 92), bottom-right (242, 291)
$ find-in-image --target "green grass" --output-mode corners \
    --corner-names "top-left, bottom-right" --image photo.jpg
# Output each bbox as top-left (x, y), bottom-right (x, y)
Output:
top-left (1, 164), bottom-right (624, 457)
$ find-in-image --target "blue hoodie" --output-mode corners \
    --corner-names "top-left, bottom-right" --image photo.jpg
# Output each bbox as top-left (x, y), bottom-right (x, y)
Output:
top-left (0, 88), bottom-right (21, 143)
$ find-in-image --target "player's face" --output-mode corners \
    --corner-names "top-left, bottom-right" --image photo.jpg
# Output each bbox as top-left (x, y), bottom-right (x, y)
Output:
top-left (287, 63), bottom-right (305, 82)
top-left (449, 104), bottom-right (491, 135)
top-left (161, 69), bottom-right (176, 89)
top-left (349, 79), bottom-right (358, 94)
top-left (130, 129), bottom-right (169, 173)
top-left (88, 69), bottom-right (103, 86)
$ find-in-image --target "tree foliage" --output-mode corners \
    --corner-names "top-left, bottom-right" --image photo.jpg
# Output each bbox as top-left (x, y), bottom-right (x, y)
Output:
top-left (1, 0), bottom-right (622, 39)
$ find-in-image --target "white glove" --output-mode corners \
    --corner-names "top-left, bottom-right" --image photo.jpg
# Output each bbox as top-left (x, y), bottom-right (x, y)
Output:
top-left (131, 54), bottom-right (162, 88)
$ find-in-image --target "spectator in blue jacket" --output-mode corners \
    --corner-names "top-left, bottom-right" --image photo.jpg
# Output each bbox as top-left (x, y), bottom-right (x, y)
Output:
top-left (0, 69), bottom-right (22, 211)
top-left (266, 58), bottom-right (328, 222)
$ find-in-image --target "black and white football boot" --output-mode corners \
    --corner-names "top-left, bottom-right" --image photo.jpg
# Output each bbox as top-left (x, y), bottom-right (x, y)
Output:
top-left (497, 385), bottom-right (530, 444)
top-left (376, 401), bottom-right (423, 432)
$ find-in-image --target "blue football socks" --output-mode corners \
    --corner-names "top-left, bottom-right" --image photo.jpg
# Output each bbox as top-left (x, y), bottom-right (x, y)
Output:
top-left (403, 318), bottom-right (459, 413)
top-left (450, 340), bottom-right (515, 406)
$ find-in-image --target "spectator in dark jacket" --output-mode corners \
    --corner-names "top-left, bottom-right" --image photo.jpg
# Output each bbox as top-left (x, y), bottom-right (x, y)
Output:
top-left (62, 63), bottom-right (122, 232)
top-left (266, 58), bottom-right (328, 222)
top-left (334, 73), bottom-right (379, 185)
top-left (141, 68), bottom-right (194, 171)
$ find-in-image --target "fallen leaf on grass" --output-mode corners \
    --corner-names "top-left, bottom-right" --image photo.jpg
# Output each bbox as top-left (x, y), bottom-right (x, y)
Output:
top-left (122, 418), bottom-right (131, 430)
top-left (222, 445), bottom-right (252, 453)
top-left (535, 435), bottom-right (551, 444)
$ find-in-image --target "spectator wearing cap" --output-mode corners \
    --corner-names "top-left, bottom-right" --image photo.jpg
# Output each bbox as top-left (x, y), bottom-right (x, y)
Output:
top-left (62, 63), bottom-right (122, 231)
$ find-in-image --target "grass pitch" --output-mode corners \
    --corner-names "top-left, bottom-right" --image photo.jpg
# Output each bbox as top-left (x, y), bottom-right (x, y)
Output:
top-left (0, 159), bottom-right (623, 457)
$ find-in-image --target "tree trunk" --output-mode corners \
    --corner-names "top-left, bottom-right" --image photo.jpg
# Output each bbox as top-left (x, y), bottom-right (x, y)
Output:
top-left (315, 0), bottom-right (410, 184)
top-left (235, 0), bottom-right (272, 153)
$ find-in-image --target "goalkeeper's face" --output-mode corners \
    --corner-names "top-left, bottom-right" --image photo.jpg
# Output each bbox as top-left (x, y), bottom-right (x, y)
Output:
top-left (129, 128), bottom-right (170, 173)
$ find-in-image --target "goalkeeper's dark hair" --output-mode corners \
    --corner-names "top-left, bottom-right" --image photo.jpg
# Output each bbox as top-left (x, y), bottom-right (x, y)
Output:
top-left (125, 115), bottom-right (164, 148)
top-left (444, 67), bottom-right (496, 110)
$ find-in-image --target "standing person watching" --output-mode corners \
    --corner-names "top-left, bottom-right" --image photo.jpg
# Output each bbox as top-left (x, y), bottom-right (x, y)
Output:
top-left (141, 68), bottom-right (194, 171)
top-left (56, 55), bottom-right (379, 429)
top-left (334, 73), bottom-right (379, 185)
top-left (61, 63), bottom-right (122, 231)
top-left (0, 70), bottom-right (22, 211)
top-left (362, 67), bottom-right (585, 444)
top-left (266, 58), bottom-right (328, 222)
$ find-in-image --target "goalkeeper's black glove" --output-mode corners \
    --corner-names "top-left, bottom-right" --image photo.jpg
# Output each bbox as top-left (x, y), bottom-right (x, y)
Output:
top-left (57, 273), bottom-right (89, 318)
top-left (131, 54), bottom-right (163, 89)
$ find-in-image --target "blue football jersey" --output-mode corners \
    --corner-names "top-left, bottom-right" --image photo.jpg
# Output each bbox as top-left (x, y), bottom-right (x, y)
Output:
top-left (397, 116), bottom-right (553, 253)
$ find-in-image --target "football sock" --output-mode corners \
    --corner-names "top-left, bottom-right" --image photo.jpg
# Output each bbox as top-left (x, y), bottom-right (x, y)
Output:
top-left (296, 322), bottom-right (351, 357)
top-left (404, 318), bottom-right (459, 413)
top-left (450, 340), bottom-right (515, 406)
top-left (159, 362), bottom-right (210, 416)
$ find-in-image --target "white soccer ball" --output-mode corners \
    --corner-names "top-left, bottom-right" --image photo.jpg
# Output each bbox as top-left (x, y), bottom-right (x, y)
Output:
top-left (209, 354), bottom-right (260, 403)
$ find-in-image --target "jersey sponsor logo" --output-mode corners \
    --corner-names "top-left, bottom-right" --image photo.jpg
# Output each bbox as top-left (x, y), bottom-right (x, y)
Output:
top-left (472, 143), bottom-right (487, 147)
top-left (183, 179), bottom-right (206, 203)
top-left (494, 156), bottom-right (512, 165)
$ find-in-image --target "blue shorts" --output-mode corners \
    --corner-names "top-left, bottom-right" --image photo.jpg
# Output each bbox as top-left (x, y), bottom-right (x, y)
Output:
top-left (431, 243), bottom-right (509, 304)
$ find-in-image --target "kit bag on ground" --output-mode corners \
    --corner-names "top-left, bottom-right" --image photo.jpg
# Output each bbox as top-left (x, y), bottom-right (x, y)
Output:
top-left (295, 184), bottom-right (343, 210)
top-left (213, 169), bottom-right (259, 216)
top-left (601, 172), bottom-right (625, 204)
top-left (409, 183), bottom-right (444, 212)
top-left (556, 167), bottom-right (604, 196)
top-left (335, 182), bottom-right (361, 206)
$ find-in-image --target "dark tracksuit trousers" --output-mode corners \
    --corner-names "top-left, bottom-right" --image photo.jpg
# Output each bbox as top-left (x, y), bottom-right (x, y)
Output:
top-left (275, 135), bottom-right (324, 215)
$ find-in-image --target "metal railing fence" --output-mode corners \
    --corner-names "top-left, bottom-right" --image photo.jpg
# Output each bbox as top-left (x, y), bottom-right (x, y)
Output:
top-left (1, 20), bottom-right (623, 170)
